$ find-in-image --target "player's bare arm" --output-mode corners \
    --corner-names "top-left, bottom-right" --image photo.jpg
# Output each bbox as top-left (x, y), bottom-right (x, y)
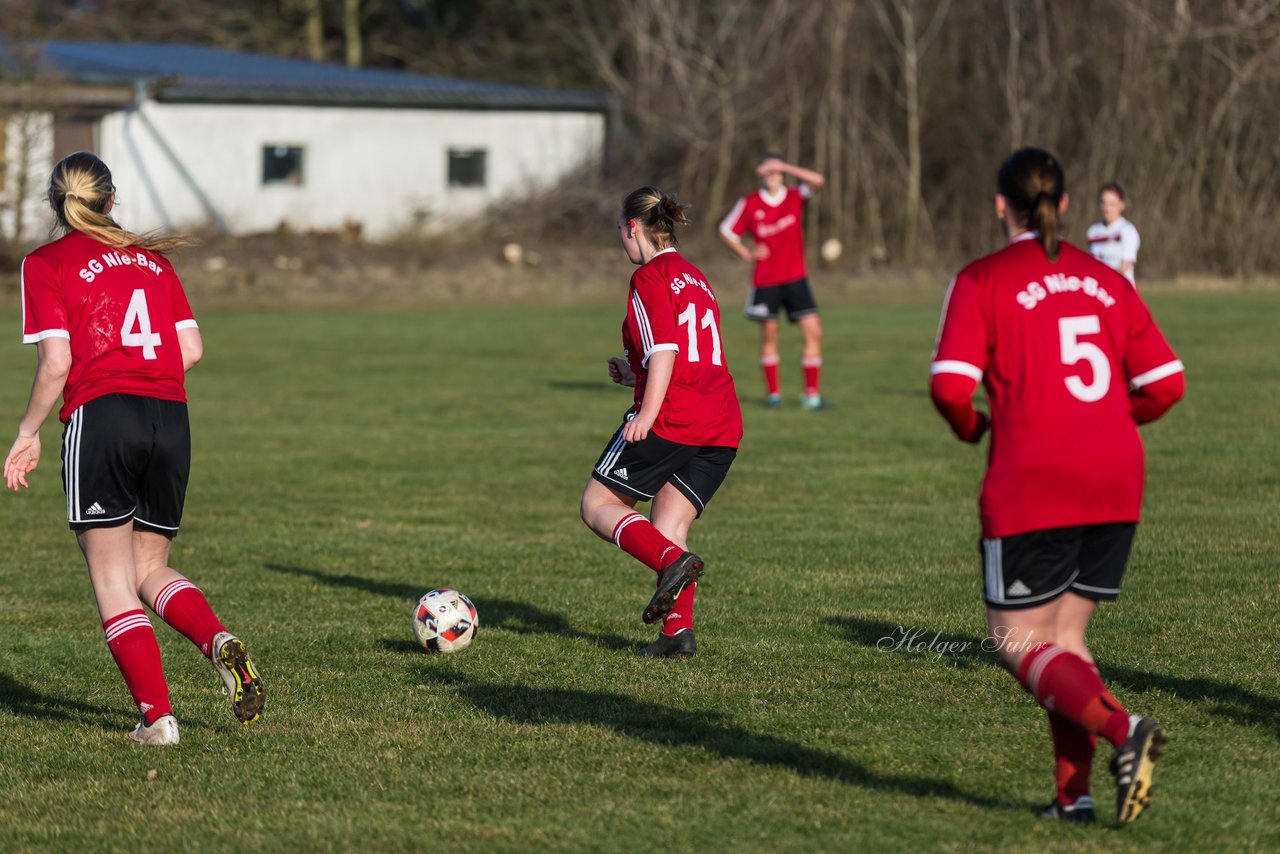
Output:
top-left (623, 349), bottom-right (675, 444)
top-left (178, 327), bottom-right (204, 373)
top-left (5, 337), bottom-right (72, 490)
top-left (757, 158), bottom-right (825, 189)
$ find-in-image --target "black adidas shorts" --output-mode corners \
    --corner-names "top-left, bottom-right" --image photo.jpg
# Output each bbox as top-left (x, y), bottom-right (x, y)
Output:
top-left (591, 408), bottom-right (736, 518)
top-left (981, 523), bottom-right (1137, 610)
top-left (745, 277), bottom-right (819, 323)
top-left (61, 393), bottom-right (191, 537)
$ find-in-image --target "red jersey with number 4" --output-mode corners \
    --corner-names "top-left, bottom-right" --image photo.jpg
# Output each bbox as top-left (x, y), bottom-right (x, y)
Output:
top-left (931, 234), bottom-right (1183, 538)
top-left (21, 231), bottom-right (196, 422)
top-left (718, 185), bottom-right (811, 287)
top-left (623, 248), bottom-right (742, 448)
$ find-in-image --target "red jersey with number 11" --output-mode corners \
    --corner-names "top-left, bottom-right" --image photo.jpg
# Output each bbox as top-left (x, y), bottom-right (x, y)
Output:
top-left (623, 248), bottom-right (742, 448)
top-left (21, 231), bottom-right (196, 422)
top-left (931, 234), bottom-right (1183, 538)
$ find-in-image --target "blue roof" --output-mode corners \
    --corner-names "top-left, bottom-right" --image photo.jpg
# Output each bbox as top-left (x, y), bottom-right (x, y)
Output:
top-left (9, 41), bottom-right (608, 112)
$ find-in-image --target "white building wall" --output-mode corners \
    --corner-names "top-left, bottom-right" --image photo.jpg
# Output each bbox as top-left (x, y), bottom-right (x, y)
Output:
top-left (0, 111), bottom-right (55, 242)
top-left (96, 100), bottom-right (604, 239)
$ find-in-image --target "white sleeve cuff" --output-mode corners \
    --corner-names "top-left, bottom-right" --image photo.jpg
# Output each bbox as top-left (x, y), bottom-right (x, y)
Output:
top-left (930, 360), bottom-right (984, 382)
top-left (23, 329), bottom-right (70, 344)
top-left (641, 343), bottom-right (679, 368)
top-left (175, 319), bottom-right (199, 331)
top-left (1129, 359), bottom-right (1184, 390)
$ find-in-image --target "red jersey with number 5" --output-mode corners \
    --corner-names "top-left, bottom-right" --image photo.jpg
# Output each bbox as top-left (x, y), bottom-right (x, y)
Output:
top-left (623, 248), bottom-right (742, 448)
top-left (21, 231), bottom-right (196, 422)
top-left (931, 234), bottom-right (1183, 538)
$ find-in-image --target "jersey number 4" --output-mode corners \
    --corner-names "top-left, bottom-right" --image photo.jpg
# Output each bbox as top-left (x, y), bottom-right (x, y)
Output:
top-left (122, 288), bottom-right (162, 360)
top-left (677, 303), bottom-right (723, 365)
top-left (1059, 315), bottom-right (1111, 402)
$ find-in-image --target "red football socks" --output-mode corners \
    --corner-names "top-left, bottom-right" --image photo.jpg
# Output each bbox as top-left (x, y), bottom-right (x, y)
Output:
top-left (612, 512), bottom-right (682, 572)
top-left (761, 354), bottom-right (781, 396)
top-left (802, 356), bottom-right (822, 396)
top-left (152, 578), bottom-right (227, 658)
top-left (1049, 710), bottom-right (1096, 805)
top-left (103, 609), bottom-right (172, 725)
top-left (662, 581), bottom-right (696, 636)
top-left (1019, 644), bottom-right (1131, 748)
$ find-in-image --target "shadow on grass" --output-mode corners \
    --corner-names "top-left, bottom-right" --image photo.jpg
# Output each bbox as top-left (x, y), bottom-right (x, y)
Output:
top-left (265, 564), bottom-right (634, 651)
top-left (0, 671), bottom-right (121, 731)
top-left (825, 614), bottom-right (1280, 738)
top-left (424, 669), bottom-right (1004, 808)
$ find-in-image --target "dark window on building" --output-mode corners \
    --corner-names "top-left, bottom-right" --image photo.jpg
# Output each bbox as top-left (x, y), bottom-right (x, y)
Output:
top-left (263, 145), bottom-right (304, 185)
top-left (447, 148), bottom-right (486, 187)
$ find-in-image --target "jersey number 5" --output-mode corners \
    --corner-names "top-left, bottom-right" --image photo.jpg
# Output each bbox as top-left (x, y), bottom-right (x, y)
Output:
top-left (1059, 315), bottom-right (1110, 402)
top-left (677, 303), bottom-right (723, 365)
top-left (122, 288), bottom-right (162, 360)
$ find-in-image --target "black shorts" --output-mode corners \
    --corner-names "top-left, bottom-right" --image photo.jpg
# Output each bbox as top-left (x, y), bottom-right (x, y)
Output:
top-left (61, 393), bottom-right (191, 537)
top-left (981, 523), bottom-right (1136, 610)
top-left (745, 278), bottom-right (818, 323)
top-left (591, 409), bottom-right (736, 518)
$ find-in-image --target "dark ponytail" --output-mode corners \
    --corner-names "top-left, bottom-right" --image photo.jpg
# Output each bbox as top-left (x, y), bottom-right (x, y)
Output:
top-left (621, 185), bottom-right (690, 249)
top-left (997, 148), bottom-right (1065, 262)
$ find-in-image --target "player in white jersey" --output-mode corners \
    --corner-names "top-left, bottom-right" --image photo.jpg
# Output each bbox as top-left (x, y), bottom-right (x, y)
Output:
top-left (1086, 183), bottom-right (1140, 285)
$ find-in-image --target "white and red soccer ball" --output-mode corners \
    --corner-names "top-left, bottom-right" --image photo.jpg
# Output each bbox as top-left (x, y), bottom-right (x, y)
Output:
top-left (412, 588), bottom-right (478, 653)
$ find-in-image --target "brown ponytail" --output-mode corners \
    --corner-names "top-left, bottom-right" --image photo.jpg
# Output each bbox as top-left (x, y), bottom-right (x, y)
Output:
top-left (997, 148), bottom-right (1065, 262)
top-left (621, 185), bottom-right (690, 250)
top-left (49, 152), bottom-right (190, 253)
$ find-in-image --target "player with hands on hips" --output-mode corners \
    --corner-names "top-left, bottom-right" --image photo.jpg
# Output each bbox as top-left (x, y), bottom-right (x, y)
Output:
top-left (581, 186), bottom-right (743, 659)
top-left (931, 148), bottom-right (1183, 826)
top-left (1086, 182), bottom-right (1140, 285)
top-left (719, 154), bottom-right (827, 409)
top-left (6, 152), bottom-right (265, 745)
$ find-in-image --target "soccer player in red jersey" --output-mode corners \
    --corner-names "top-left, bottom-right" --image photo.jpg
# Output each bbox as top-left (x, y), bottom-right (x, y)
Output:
top-left (581, 186), bottom-right (743, 658)
top-left (931, 148), bottom-right (1184, 825)
top-left (719, 155), bottom-right (827, 409)
top-left (4, 152), bottom-right (265, 745)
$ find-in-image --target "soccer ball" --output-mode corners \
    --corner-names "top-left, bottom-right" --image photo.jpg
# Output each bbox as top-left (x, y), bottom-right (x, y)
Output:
top-left (412, 588), bottom-right (478, 653)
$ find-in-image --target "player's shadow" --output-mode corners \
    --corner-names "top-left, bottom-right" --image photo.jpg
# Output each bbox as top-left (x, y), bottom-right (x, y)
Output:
top-left (264, 564), bottom-right (634, 651)
top-left (423, 669), bottom-right (1004, 809)
top-left (0, 671), bottom-right (122, 731)
top-left (825, 614), bottom-right (1280, 739)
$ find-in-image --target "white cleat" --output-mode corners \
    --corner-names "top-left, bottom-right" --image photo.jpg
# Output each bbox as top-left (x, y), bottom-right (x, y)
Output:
top-left (128, 714), bottom-right (180, 746)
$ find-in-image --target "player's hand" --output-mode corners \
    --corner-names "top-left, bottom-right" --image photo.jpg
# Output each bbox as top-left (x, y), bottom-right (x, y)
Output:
top-left (607, 357), bottom-right (636, 387)
top-left (756, 157), bottom-right (787, 176)
top-left (967, 411), bottom-right (990, 444)
top-left (751, 244), bottom-right (771, 261)
top-left (623, 412), bottom-right (655, 444)
top-left (4, 433), bottom-right (41, 491)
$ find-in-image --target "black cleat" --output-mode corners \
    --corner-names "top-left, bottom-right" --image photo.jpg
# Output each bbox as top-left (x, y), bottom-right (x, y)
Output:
top-left (1111, 717), bottom-right (1166, 826)
top-left (642, 552), bottom-right (704, 624)
top-left (637, 630), bottom-right (696, 659)
top-left (1040, 795), bottom-right (1096, 823)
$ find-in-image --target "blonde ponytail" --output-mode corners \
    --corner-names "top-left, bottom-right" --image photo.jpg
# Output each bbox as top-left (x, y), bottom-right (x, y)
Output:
top-left (49, 152), bottom-right (190, 253)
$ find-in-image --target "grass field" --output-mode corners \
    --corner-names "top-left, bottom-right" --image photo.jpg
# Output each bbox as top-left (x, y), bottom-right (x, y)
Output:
top-left (0, 286), bottom-right (1276, 852)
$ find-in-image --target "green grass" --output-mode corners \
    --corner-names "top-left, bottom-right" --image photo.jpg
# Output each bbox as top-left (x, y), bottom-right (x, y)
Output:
top-left (0, 288), bottom-right (1276, 851)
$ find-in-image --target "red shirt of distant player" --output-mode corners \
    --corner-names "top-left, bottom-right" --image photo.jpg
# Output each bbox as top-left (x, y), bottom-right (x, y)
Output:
top-left (718, 184), bottom-right (811, 286)
top-left (931, 233), bottom-right (1184, 538)
top-left (623, 248), bottom-right (742, 448)
top-left (21, 231), bottom-right (196, 422)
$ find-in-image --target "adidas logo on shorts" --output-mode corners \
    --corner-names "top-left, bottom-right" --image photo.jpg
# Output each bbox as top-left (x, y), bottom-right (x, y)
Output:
top-left (613, 467), bottom-right (629, 480)
top-left (85, 502), bottom-right (107, 516)
top-left (1007, 580), bottom-right (1032, 597)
